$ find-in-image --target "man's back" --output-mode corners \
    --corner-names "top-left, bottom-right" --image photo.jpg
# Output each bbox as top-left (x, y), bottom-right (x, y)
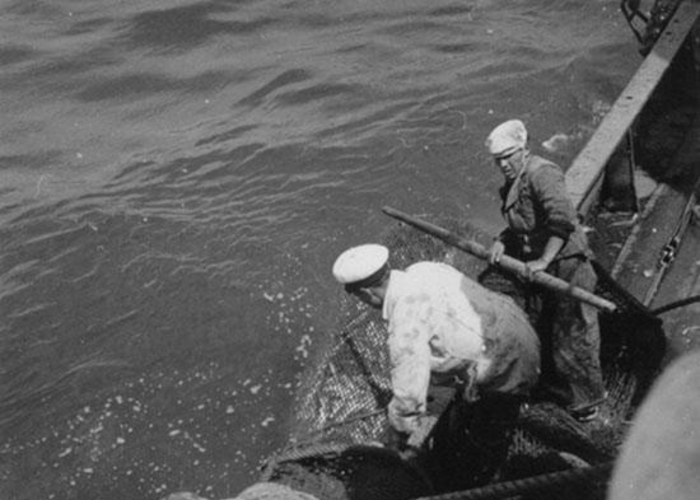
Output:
top-left (385, 261), bottom-right (540, 397)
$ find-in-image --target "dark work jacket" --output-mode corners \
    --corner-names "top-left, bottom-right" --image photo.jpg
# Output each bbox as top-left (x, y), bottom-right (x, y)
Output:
top-left (498, 154), bottom-right (592, 261)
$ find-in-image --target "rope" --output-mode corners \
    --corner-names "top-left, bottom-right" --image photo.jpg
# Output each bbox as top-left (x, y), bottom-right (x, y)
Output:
top-left (260, 442), bottom-right (355, 480)
top-left (411, 462), bottom-right (614, 500)
top-left (650, 294), bottom-right (700, 315)
top-left (288, 408), bottom-right (387, 451)
top-left (313, 408), bottom-right (386, 434)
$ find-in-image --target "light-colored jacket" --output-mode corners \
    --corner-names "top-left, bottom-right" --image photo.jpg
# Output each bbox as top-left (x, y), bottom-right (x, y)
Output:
top-left (382, 261), bottom-right (540, 434)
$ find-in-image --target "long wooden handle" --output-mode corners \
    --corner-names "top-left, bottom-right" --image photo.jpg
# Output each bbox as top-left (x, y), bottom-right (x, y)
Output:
top-left (382, 206), bottom-right (617, 313)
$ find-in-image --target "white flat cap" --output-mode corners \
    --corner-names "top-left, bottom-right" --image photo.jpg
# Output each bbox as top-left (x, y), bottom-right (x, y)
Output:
top-left (486, 119), bottom-right (528, 156)
top-left (332, 244), bottom-right (389, 286)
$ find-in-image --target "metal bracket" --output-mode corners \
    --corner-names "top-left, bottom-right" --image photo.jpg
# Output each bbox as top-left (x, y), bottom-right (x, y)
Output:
top-left (643, 177), bottom-right (700, 306)
top-left (620, 0), bottom-right (650, 44)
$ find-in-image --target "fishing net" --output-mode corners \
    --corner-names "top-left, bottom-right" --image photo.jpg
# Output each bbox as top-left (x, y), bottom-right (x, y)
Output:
top-left (258, 216), bottom-right (666, 500)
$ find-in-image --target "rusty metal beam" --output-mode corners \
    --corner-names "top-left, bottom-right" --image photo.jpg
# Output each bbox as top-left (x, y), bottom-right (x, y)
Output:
top-left (566, 1), bottom-right (700, 216)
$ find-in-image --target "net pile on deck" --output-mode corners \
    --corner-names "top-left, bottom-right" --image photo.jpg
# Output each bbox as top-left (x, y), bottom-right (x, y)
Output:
top-left (257, 217), bottom-right (666, 500)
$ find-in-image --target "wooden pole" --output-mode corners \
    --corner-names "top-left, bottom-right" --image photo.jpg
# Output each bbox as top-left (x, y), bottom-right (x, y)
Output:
top-left (382, 206), bottom-right (617, 313)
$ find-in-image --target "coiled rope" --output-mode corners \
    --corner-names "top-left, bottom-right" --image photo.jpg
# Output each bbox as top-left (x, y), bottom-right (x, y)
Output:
top-left (412, 461), bottom-right (614, 500)
top-left (263, 438), bottom-right (614, 500)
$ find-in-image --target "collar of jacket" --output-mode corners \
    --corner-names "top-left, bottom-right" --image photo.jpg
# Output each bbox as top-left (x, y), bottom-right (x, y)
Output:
top-left (503, 152), bottom-right (533, 211)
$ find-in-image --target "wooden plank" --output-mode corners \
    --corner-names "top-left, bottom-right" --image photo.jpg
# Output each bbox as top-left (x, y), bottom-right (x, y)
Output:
top-left (565, 1), bottom-right (700, 216)
top-left (381, 206), bottom-right (618, 312)
top-left (612, 108), bottom-right (700, 306)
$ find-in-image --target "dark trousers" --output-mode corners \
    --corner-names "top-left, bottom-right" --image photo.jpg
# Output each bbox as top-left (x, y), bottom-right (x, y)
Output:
top-left (478, 256), bottom-right (606, 412)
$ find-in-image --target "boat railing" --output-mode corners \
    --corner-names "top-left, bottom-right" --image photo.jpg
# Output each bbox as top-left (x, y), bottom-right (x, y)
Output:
top-left (566, 0), bottom-right (700, 219)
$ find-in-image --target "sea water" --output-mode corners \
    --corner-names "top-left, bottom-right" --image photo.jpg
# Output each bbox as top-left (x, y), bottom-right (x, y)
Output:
top-left (0, 1), bottom-right (640, 498)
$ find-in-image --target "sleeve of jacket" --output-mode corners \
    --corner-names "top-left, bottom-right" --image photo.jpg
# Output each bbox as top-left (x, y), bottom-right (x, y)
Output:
top-left (386, 295), bottom-right (432, 435)
top-left (530, 163), bottom-right (577, 240)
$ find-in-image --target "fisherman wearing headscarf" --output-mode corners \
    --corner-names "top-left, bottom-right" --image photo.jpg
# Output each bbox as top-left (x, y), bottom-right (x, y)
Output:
top-left (332, 244), bottom-right (540, 464)
top-left (481, 119), bottom-right (606, 422)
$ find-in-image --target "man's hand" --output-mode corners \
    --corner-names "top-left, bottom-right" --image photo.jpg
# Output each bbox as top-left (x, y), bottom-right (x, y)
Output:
top-left (522, 235), bottom-right (563, 280)
top-left (383, 413), bottom-right (439, 458)
top-left (406, 414), bottom-right (438, 449)
top-left (488, 240), bottom-right (506, 264)
top-left (522, 258), bottom-right (550, 280)
top-left (382, 425), bottom-right (409, 451)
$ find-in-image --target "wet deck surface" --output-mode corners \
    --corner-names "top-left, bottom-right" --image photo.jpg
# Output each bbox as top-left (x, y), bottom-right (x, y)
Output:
top-left (652, 216), bottom-right (700, 357)
top-left (611, 109), bottom-right (700, 363)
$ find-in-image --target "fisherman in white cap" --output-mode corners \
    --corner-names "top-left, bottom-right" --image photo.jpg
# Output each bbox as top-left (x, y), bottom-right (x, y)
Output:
top-left (481, 119), bottom-right (606, 422)
top-left (333, 244), bottom-right (540, 482)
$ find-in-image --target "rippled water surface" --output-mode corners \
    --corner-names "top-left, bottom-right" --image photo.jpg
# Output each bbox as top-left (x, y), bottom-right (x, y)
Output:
top-left (1, 1), bottom-right (641, 499)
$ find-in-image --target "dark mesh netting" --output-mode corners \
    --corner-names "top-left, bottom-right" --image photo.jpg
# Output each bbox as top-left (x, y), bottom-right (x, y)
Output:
top-left (259, 217), bottom-right (666, 500)
top-left (281, 218), bottom-right (491, 450)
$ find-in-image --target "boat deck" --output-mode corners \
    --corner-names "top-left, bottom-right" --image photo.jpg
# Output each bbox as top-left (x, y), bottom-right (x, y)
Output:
top-left (562, 1), bottom-right (700, 366)
top-left (651, 205), bottom-right (700, 357)
top-left (607, 106), bottom-right (700, 361)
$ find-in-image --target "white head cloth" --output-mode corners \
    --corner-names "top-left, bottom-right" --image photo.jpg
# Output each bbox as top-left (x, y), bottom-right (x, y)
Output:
top-left (486, 119), bottom-right (528, 156)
